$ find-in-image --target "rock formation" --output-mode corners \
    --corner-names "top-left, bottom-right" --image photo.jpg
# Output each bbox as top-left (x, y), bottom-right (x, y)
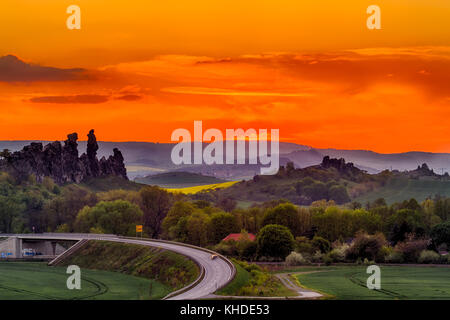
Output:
top-left (0, 130), bottom-right (127, 184)
top-left (320, 156), bottom-right (360, 176)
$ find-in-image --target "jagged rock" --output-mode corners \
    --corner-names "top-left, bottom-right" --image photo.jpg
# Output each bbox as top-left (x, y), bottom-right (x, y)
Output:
top-left (0, 130), bottom-right (128, 184)
top-left (320, 156), bottom-right (360, 176)
top-left (86, 129), bottom-right (100, 177)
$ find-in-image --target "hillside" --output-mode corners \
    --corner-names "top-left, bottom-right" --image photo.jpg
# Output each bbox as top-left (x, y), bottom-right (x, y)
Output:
top-left (135, 171), bottom-right (226, 188)
top-left (58, 240), bottom-right (199, 292)
top-left (80, 176), bottom-right (145, 192)
top-left (204, 157), bottom-right (450, 206)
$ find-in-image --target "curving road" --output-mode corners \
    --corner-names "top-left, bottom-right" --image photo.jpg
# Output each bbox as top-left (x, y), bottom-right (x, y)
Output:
top-left (2, 233), bottom-right (235, 300)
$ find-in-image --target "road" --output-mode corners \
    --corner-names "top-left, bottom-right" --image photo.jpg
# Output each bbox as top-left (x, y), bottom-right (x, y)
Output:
top-left (2, 233), bottom-right (235, 300)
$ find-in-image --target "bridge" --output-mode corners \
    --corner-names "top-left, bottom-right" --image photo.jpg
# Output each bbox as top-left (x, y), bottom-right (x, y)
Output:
top-left (0, 233), bottom-right (236, 300)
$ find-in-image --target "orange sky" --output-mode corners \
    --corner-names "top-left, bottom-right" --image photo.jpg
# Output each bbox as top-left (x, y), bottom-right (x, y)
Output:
top-left (1, 1), bottom-right (450, 152)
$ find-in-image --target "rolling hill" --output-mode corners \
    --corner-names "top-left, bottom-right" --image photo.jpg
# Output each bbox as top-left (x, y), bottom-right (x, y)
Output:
top-left (135, 171), bottom-right (227, 188)
top-left (1, 140), bottom-right (450, 181)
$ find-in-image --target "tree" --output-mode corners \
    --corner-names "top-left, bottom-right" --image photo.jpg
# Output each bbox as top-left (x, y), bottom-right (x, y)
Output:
top-left (0, 196), bottom-right (24, 233)
top-left (431, 221), bottom-right (450, 248)
top-left (257, 224), bottom-right (294, 259)
top-left (140, 186), bottom-right (171, 238)
top-left (210, 212), bottom-right (239, 243)
top-left (74, 200), bottom-right (143, 236)
top-left (328, 185), bottom-right (350, 204)
top-left (162, 201), bottom-right (195, 239)
top-left (261, 203), bottom-right (301, 236)
top-left (185, 211), bottom-right (211, 246)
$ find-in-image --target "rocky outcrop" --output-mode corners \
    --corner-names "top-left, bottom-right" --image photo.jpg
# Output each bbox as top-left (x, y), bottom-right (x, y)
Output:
top-left (1, 130), bottom-right (127, 184)
top-left (320, 156), bottom-right (361, 176)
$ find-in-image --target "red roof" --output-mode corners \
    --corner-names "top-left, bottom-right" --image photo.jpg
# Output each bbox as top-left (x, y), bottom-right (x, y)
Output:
top-left (222, 233), bottom-right (256, 242)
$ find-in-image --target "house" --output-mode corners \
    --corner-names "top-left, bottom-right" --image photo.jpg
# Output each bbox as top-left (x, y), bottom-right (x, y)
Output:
top-left (222, 233), bottom-right (256, 242)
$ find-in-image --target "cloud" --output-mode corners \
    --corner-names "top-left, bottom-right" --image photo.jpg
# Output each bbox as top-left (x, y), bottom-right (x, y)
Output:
top-left (115, 94), bottom-right (142, 101)
top-left (161, 87), bottom-right (314, 97)
top-left (29, 94), bottom-right (109, 104)
top-left (0, 55), bottom-right (86, 82)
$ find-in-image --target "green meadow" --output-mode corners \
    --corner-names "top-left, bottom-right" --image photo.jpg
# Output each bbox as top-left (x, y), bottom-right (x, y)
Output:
top-left (0, 262), bottom-right (170, 300)
top-left (295, 265), bottom-right (450, 300)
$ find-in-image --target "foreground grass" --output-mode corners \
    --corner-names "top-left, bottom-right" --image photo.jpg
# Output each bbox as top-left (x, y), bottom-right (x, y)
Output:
top-left (165, 181), bottom-right (238, 194)
top-left (0, 262), bottom-right (169, 300)
top-left (217, 261), bottom-right (296, 297)
top-left (295, 265), bottom-right (450, 300)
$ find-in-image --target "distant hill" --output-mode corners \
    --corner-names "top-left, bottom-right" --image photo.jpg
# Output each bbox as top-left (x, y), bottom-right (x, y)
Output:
top-left (80, 176), bottom-right (145, 192)
top-left (1, 140), bottom-right (449, 181)
top-left (204, 157), bottom-right (450, 206)
top-left (135, 171), bottom-right (226, 188)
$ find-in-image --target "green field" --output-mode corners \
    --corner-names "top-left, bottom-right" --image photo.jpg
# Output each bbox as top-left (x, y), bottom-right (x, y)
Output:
top-left (355, 177), bottom-right (450, 204)
top-left (0, 262), bottom-right (170, 300)
top-left (135, 171), bottom-right (227, 188)
top-left (295, 265), bottom-right (450, 299)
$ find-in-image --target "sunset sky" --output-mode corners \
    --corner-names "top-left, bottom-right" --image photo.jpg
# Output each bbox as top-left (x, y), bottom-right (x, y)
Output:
top-left (1, 0), bottom-right (450, 152)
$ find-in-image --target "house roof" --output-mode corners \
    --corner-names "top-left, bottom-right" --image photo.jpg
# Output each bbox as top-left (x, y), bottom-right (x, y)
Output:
top-left (222, 233), bottom-right (256, 242)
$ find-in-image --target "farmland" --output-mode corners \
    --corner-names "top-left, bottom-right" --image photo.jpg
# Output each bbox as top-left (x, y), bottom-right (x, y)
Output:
top-left (294, 265), bottom-right (450, 300)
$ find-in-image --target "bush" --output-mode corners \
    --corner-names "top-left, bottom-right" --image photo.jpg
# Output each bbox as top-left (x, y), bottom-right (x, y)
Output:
top-left (418, 250), bottom-right (440, 264)
top-left (311, 250), bottom-right (324, 263)
top-left (395, 236), bottom-right (430, 263)
top-left (346, 232), bottom-right (387, 261)
top-left (295, 236), bottom-right (315, 254)
top-left (323, 254), bottom-right (333, 266)
top-left (377, 246), bottom-right (393, 262)
top-left (329, 245), bottom-right (348, 262)
top-left (312, 236), bottom-right (331, 253)
top-left (285, 251), bottom-right (308, 266)
top-left (385, 251), bottom-right (404, 263)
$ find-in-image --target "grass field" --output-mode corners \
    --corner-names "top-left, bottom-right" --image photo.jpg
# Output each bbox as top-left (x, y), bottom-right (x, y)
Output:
top-left (295, 265), bottom-right (450, 300)
top-left (135, 171), bottom-right (227, 188)
top-left (354, 177), bottom-right (450, 204)
top-left (165, 181), bottom-right (238, 194)
top-left (0, 262), bottom-right (170, 300)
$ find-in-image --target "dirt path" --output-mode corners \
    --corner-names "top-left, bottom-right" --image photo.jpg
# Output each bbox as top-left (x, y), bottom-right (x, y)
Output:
top-left (275, 273), bottom-right (323, 299)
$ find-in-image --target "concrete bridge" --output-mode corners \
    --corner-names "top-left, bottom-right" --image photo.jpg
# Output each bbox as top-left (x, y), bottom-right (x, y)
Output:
top-left (0, 233), bottom-right (118, 259)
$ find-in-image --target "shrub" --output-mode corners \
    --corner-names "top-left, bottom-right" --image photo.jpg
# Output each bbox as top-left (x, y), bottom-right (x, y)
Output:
top-left (385, 251), bottom-right (404, 263)
top-left (285, 251), bottom-right (308, 266)
top-left (329, 245), bottom-right (348, 262)
top-left (312, 236), bottom-right (331, 253)
top-left (377, 246), bottom-right (393, 262)
top-left (418, 250), bottom-right (440, 264)
top-left (346, 232), bottom-right (387, 261)
top-left (323, 254), bottom-right (333, 266)
top-left (312, 250), bottom-right (324, 263)
top-left (395, 236), bottom-right (430, 263)
top-left (295, 236), bottom-right (315, 254)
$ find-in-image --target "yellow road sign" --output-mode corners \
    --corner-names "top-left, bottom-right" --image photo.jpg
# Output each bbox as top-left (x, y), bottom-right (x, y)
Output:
top-left (136, 225), bottom-right (143, 232)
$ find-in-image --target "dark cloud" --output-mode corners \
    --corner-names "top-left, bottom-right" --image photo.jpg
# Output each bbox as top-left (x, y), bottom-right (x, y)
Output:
top-left (115, 94), bottom-right (142, 101)
top-left (0, 55), bottom-right (86, 82)
top-left (29, 94), bottom-right (109, 104)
